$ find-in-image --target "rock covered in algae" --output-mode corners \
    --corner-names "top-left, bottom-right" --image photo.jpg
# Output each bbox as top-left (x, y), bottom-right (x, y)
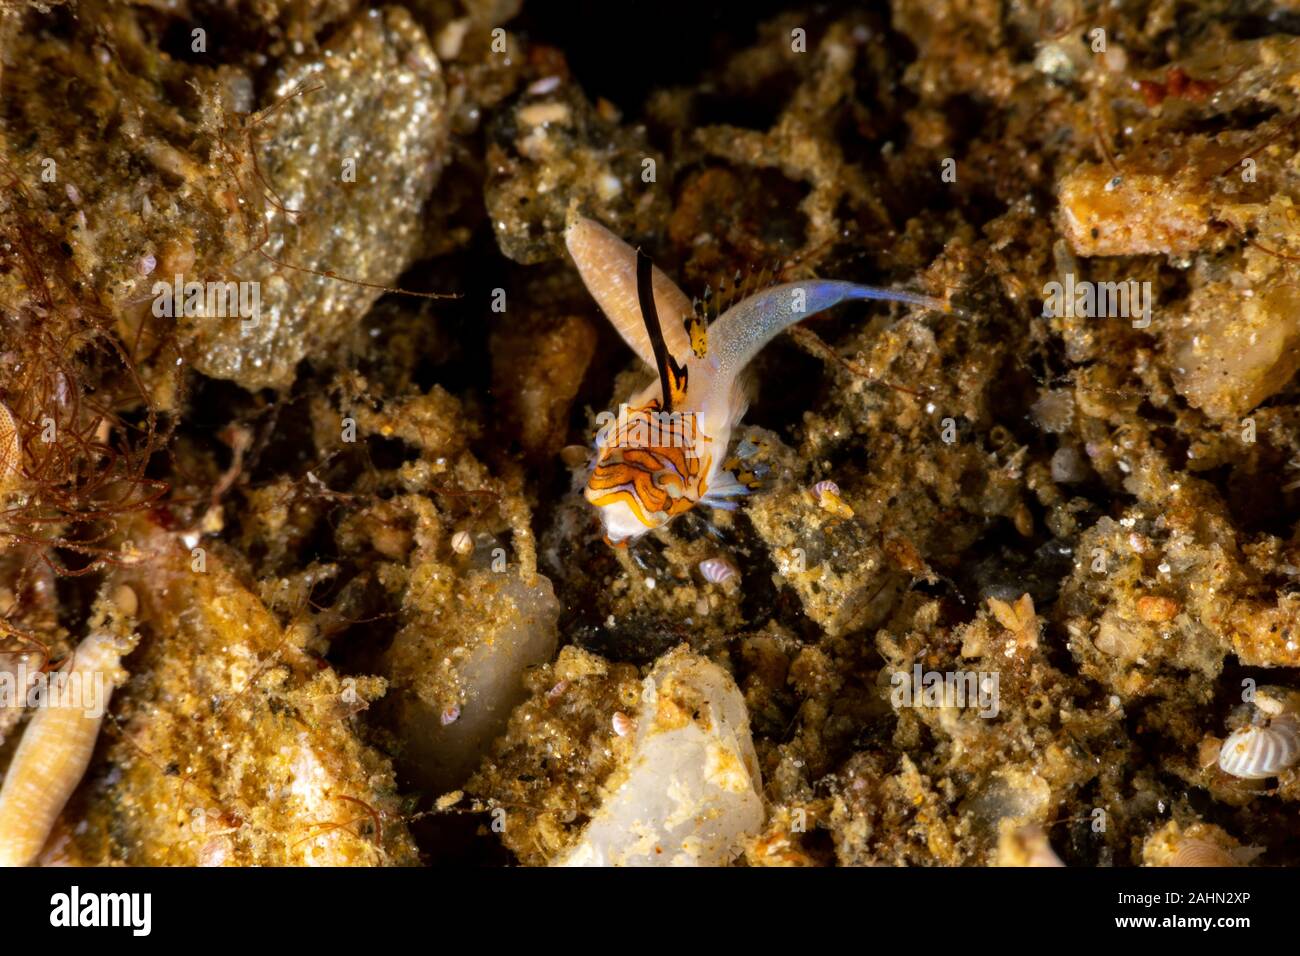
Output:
top-left (1059, 465), bottom-right (1300, 706)
top-left (485, 82), bottom-right (668, 264)
top-left (1056, 137), bottom-right (1241, 258)
top-left (0, 2), bottom-right (450, 394)
top-left (58, 520), bottom-right (418, 866)
top-left (0, 0), bottom-right (250, 397)
top-left (1166, 250), bottom-right (1300, 421)
top-left (556, 646), bottom-right (764, 866)
top-left (382, 565), bottom-right (560, 793)
top-left (293, 375), bottom-right (560, 794)
top-left (1055, 125), bottom-right (1300, 421)
top-left (465, 645), bottom-right (643, 865)
top-left (490, 311), bottom-right (598, 460)
top-left (183, 6), bottom-right (451, 389)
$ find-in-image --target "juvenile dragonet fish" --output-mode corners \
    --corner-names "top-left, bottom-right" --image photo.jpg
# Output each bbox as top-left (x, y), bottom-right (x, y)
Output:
top-left (565, 214), bottom-right (949, 544)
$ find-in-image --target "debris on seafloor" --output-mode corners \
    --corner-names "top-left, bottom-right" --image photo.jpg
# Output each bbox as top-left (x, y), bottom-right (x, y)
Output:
top-left (554, 646), bottom-right (764, 866)
top-left (54, 519), bottom-right (421, 866)
top-left (382, 564), bottom-right (561, 794)
top-left (3, 0), bottom-right (1300, 876)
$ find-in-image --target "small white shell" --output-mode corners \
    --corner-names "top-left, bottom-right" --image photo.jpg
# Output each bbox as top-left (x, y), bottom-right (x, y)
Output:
top-left (699, 557), bottom-right (738, 584)
top-left (611, 711), bottom-right (634, 737)
top-left (0, 401), bottom-right (21, 496)
top-left (559, 444), bottom-right (590, 469)
top-left (999, 824), bottom-right (1065, 867)
top-left (1218, 721), bottom-right (1300, 779)
top-left (527, 75), bottom-right (562, 96)
top-left (812, 480), bottom-right (840, 499)
top-left (450, 531), bottom-right (473, 556)
top-left (812, 480), bottom-right (854, 518)
top-left (1253, 685), bottom-right (1300, 718)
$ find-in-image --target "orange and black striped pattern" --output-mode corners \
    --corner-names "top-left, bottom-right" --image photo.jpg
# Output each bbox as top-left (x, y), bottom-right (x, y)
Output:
top-left (585, 401), bottom-right (713, 528)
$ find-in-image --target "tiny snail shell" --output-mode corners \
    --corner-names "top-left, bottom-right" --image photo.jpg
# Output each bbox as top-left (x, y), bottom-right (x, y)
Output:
top-left (1169, 839), bottom-right (1239, 868)
top-left (813, 480), bottom-right (840, 499)
top-left (1217, 720), bottom-right (1300, 779)
top-left (199, 834), bottom-right (234, 868)
top-left (611, 712), bottom-right (634, 737)
top-left (1005, 824), bottom-right (1065, 867)
top-left (1253, 685), bottom-right (1300, 718)
top-left (440, 703), bottom-right (461, 726)
top-left (699, 557), bottom-right (738, 585)
top-left (1196, 736), bottom-right (1223, 770)
top-left (527, 75), bottom-right (562, 96)
top-left (1093, 617), bottom-right (1145, 659)
top-left (0, 401), bottom-right (21, 494)
top-left (812, 480), bottom-right (854, 519)
top-left (450, 530), bottom-right (474, 555)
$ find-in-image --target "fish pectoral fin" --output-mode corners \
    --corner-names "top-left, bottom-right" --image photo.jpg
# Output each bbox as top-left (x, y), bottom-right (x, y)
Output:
top-left (699, 470), bottom-right (753, 509)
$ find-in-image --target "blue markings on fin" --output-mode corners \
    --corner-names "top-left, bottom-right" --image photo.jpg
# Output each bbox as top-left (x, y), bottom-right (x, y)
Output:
top-left (843, 282), bottom-right (950, 313)
top-left (700, 470), bottom-right (752, 510)
top-left (709, 279), bottom-right (950, 380)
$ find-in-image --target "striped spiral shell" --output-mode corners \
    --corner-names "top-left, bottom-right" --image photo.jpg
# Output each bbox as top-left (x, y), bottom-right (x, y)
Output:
top-left (699, 557), bottom-right (738, 584)
top-left (0, 401), bottom-right (21, 496)
top-left (812, 480), bottom-right (854, 519)
top-left (1217, 720), bottom-right (1300, 780)
top-left (0, 631), bottom-right (123, 867)
top-left (1169, 839), bottom-right (1239, 868)
top-left (813, 480), bottom-right (840, 499)
top-left (611, 711), bottom-right (634, 737)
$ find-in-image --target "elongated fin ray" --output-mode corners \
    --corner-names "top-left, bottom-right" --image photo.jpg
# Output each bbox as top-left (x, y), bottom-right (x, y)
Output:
top-left (706, 265), bottom-right (776, 321)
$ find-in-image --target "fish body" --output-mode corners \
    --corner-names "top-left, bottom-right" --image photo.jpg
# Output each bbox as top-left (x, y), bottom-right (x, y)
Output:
top-left (565, 215), bottom-right (946, 543)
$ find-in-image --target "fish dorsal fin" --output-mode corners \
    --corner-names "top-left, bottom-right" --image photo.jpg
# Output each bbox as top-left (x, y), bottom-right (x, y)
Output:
top-left (704, 264), bottom-right (777, 322)
top-left (565, 215), bottom-right (693, 368)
